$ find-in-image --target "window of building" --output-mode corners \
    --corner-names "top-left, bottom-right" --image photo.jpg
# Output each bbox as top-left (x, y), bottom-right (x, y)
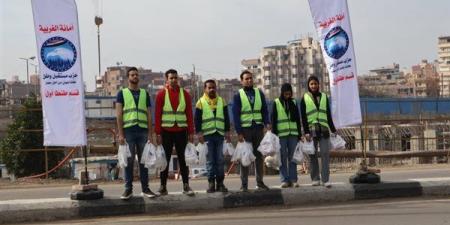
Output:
top-left (401, 134), bottom-right (411, 152)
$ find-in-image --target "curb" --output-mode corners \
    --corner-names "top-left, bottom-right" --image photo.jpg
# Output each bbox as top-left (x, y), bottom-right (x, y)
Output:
top-left (1, 180), bottom-right (450, 224)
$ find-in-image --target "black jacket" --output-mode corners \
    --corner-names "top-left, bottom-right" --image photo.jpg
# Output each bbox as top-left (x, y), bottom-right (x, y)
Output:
top-left (271, 98), bottom-right (302, 138)
top-left (300, 92), bottom-right (336, 135)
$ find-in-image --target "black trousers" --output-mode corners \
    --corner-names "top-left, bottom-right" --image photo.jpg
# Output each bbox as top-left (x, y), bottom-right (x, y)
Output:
top-left (240, 126), bottom-right (265, 187)
top-left (160, 130), bottom-right (189, 186)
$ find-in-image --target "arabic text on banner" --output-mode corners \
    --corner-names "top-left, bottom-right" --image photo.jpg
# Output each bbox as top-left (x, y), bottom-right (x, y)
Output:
top-left (308, 0), bottom-right (362, 128)
top-left (31, 0), bottom-right (87, 146)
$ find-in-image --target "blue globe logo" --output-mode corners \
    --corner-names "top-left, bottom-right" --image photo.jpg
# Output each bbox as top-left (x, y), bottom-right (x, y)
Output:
top-left (324, 26), bottom-right (349, 59)
top-left (40, 36), bottom-right (77, 72)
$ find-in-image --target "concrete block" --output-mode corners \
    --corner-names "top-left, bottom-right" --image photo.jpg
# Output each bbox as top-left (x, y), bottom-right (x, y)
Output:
top-left (223, 189), bottom-right (283, 208)
top-left (353, 181), bottom-right (422, 200)
top-left (0, 198), bottom-right (76, 224)
top-left (282, 184), bottom-right (354, 205)
top-left (145, 192), bottom-right (224, 213)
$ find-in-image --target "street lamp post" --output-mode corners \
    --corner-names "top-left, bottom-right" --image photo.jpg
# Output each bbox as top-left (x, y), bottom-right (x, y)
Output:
top-left (19, 56), bottom-right (36, 97)
top-left (95, 16), bottom-right (103, 83)
top-left (30, 62), bottom-right (38, 96)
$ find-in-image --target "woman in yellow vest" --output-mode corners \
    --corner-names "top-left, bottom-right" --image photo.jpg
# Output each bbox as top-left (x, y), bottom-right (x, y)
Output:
top-left (271, 83), bottom-right (302, 188)
top-left (300, 76), bottom-right (337, 188)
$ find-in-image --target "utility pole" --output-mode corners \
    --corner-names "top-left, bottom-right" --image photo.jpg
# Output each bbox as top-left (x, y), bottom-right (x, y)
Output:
top-left (19, 56), bottom-right (35, 97)
top-left (95, 16), bottom-right (103, 89)
top-left (30, 62), bottom-right (38, 96)
top-left (192, 64), bottom-right (196, 100)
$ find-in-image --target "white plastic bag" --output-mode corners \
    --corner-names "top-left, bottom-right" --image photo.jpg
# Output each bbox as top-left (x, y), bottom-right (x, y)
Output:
top-left (223, 142), bottom-right (235, 156)
top-left (118, 143), bottom-right (131, 168)
top-left (257, 131), bottom-right (280, 156)
top-left (196, 142), bottom-right (208, 166)
top-left (292, 141), bottom-right (305, 164)
top-left (155, 145), bottom-right (167, 171)
top-left (185, 142), bottom-right (199, 166)
top-left (141, 143), bottom-right (157, 169)
top-left (238, 142), bottom-right (255, 167)
top-left (302, 140), bottom-right (316, 155)
top-left (264, 152), bottom-right (281, 169)
top-left (330, 134), bottom-right (346, 150)
top-left (231, 143), bottom-right (242, 162)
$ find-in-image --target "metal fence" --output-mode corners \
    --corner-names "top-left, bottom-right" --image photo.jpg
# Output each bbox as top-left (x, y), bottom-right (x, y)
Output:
top-left (2, 97), bottom-right (450, 179)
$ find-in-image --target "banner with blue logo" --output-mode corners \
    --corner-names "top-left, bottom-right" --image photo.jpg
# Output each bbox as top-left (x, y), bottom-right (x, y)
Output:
top-left (32, 0), bottom-right (87, 146)
top-left (308, 0), bottom-right (362, 128)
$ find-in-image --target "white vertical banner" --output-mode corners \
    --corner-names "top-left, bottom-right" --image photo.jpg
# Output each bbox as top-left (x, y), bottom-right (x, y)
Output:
top-left (308, 0), bottom-right (362, 128)
top-left (32, 0), bottom-right (87, 146)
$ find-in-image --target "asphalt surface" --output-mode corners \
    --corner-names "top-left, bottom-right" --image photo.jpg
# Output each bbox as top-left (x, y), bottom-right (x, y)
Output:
top-left (0, 166), bottom-right (449, 201)
top-left (17, 197), bottom-right (450, 225)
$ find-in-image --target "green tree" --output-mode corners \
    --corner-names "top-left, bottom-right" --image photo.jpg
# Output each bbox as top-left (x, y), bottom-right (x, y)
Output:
top-left (0, 97), bottom-right (64, 177)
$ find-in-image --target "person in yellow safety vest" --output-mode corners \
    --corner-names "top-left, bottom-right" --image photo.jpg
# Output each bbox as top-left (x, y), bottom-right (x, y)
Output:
top-left (154, 69), bottom-right (195, 196)
top-left (271, 83), bottom-right (302, 188)
top-left (116, 67), bottom-right (156, 200)
top-left (194, 80), bottom-right (231, 193)
top-left (232, 70), bottom-right (272, 192)
top-left (300, 75), bottom-right (337, 188)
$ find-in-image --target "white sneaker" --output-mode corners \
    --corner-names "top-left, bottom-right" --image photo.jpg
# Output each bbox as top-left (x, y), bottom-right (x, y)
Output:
top-left (311, 181), bottom-right (320, 186)
top-left (324, 182), bottom-right (332, 188)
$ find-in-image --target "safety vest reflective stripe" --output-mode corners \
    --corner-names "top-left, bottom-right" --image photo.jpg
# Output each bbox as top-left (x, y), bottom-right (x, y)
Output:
top-left (122, 88), bottom-right (148, 129)
top-left (124, 119), bottom-right (148, 126)
top-left (239, 88), bottom-right (263, 128)
top-left (304, 93), bottom-right (329, 129)
top-left (200, 96), bottom-right (225, 136)
top-left (161, 88), bottom-right (187, 127)
top-left (274, 98), bottom-right (298, 137)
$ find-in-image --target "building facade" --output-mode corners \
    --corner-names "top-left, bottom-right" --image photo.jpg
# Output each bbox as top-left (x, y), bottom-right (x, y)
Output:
top-left (216, 78), bottom-right (241, 103)
top-left (242, 37), bottom-right (329, 100)
top-left (359, 61), bottom-right (440, 98)
top-left (359, 63), bottom-right (414, 97)
top-left (438, 36), bottom-right (450, 96)
top-left (407, 60), bottom-right (439, 97)
top-left (95, 66), bottom-right (165, 97)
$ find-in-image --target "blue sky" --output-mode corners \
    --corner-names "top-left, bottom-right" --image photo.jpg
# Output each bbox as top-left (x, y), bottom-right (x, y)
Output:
top-left (1, 0), bottom-right (449, 91)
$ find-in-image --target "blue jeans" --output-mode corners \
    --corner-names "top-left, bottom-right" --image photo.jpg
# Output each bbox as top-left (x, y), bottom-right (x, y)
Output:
top-left (279, 136), bottom-right (298, 183)
top-left (204, 133), bottom-right (225, 181)
top-left (124, 127), bottom-right (148, 191)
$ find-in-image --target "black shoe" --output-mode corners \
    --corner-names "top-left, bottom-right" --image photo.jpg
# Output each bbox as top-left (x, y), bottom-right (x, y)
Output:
top-left (216, 183), bottom-right (228, 193)
top-left (207, 181), bottom-right (216, 193)
top-left (256, 183), bottom-right (270, 191)
top-left (157, 185), bottom-right (168, 196)
top-left (141, 188), bottom-right (156, 198)
top-left (183, 183), bottom-right (195, 196)
top-left (240, 185), bottom-right (248, 192)
top-left (120, 189), bottom-right (133, 200)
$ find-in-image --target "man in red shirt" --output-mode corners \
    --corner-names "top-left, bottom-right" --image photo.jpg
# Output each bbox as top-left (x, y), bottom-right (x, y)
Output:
top-left (154, 69), bottom-right (195, 196)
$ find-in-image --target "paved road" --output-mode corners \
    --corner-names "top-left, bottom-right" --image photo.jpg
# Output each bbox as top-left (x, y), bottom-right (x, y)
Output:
top-left (1, 167), bottom-right (450, 201)
top-left (18, 197), bottom-right (450, 225)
